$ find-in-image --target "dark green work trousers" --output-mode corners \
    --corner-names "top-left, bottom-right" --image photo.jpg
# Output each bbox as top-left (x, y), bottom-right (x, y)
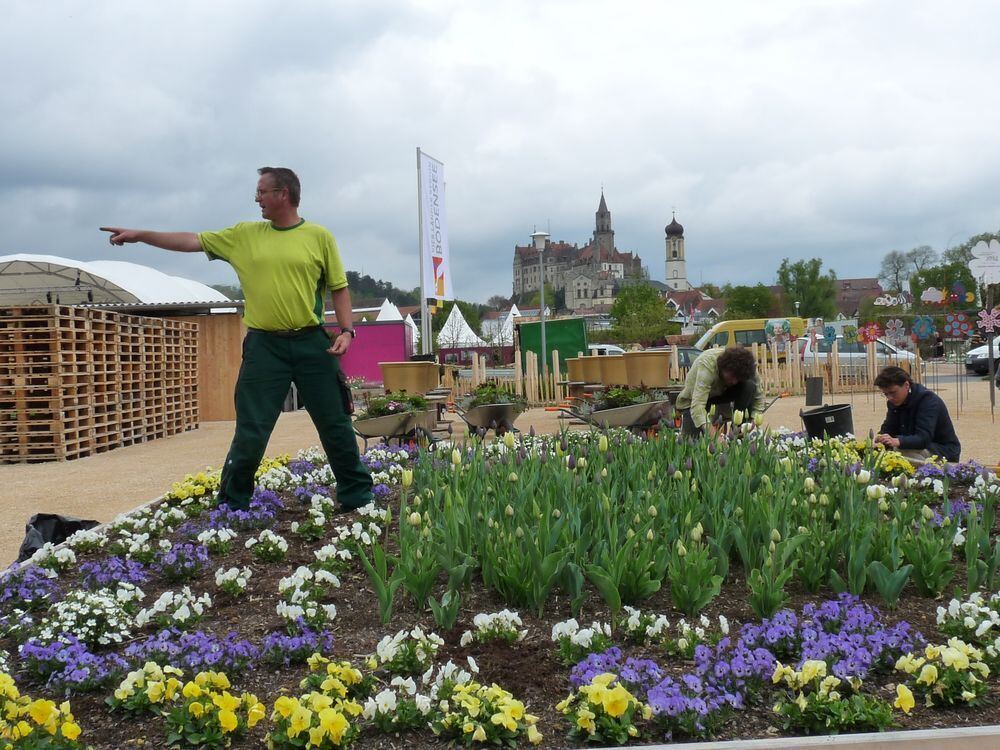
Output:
top-left (217, 328), bottom-right (373, 510)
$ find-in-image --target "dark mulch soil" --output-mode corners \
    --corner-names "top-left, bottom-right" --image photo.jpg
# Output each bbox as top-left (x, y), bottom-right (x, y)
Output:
top-left (5, 490), bottom-right (1000, 748)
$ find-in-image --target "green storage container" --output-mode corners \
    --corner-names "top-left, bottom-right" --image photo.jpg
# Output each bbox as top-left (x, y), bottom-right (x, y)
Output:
top-left (516, 317), bottom-right (588, 372)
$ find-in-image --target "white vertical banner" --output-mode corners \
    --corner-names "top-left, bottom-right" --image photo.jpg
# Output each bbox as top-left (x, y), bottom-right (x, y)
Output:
top-left (418, 150), bottom-right (454, 301)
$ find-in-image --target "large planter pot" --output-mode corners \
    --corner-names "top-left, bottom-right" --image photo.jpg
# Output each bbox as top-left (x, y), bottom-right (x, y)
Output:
top-left (579, 355), bottom-right (602, 383)
top-left (623, 350), bottom-right (672, 388)
top-left (566, 357), bottom-right (586, 382)
top-left (379, 361), bottom-right (439, 394)
top-left (598, 354), bottom-right (628, 386)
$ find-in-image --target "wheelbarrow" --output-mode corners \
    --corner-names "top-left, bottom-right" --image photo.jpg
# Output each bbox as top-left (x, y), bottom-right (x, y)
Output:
top-left (455, 403), bottom-right (526, 436)
top-left (352, 409), bottom-right (438, 451)
top-left (560, 398), bottom-right (674, 431)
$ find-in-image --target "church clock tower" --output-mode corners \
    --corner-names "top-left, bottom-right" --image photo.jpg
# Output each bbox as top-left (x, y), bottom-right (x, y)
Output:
top-left (664, 213), bottom-right (691, 291)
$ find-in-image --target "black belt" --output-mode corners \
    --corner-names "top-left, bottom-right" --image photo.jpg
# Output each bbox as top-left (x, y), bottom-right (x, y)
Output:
top-left (249, 325), bottom-right (325, 338)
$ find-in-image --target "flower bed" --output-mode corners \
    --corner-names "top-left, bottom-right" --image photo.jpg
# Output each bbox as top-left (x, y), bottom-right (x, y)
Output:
top-left (1, 429), bottom-right (999, 748)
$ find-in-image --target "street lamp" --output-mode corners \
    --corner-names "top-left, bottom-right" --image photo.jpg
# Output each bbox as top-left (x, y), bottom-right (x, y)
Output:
top-left (531, 230), bottom-right (550, 386)
top-left (794, 300), bottom-right (801, 318)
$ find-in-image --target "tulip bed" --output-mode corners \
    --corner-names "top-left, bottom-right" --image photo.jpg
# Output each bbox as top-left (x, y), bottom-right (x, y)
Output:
top-left (2, 428), bottom-right (1000, 748)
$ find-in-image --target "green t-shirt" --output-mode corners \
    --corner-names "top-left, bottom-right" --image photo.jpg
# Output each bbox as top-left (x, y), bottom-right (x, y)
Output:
top-left (199, 220), bottom-right (347, 331)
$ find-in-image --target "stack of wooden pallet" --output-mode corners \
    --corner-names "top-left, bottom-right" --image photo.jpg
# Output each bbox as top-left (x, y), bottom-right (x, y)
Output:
top-left (0, 305), bottom-right (198, 463)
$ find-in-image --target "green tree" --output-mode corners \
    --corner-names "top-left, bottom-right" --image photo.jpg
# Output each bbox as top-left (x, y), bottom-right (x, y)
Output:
top-left (776, 258), bottom-right (837, 319)
top-left (722, 283), bottom-right (775, 319)
top-left (609, 283), bottom-right (672, 345)
top-left (699, 282), bottom-right (724, 298)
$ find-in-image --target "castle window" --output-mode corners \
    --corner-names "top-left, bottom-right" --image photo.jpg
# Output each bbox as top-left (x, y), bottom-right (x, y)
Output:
top-left (672, 251), bottom-right (678, 258)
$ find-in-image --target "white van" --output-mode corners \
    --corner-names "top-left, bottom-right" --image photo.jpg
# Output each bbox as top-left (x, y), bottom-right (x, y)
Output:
top-left (587, 344), bottom-right (626, 356)
top-left (965, 335), bottom-right (1000, 375)
top-left (798, 335), bottom-right (918, 368)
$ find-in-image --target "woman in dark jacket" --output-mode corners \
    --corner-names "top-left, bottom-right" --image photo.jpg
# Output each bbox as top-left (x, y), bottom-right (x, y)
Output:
top-left (873, 366), bottom-right (960, 462)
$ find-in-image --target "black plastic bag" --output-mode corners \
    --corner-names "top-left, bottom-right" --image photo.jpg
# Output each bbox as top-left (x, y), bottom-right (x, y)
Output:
top-left (16, 513), bottom-right (99, 563)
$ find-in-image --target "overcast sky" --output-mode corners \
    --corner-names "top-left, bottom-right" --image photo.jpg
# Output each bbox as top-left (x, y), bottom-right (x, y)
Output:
top-left (2, 0), bottom-right (998, 303)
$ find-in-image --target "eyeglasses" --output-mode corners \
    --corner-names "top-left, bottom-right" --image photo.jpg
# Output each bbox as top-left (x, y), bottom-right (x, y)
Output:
top-left (255, 187), bottom-right (285, 199)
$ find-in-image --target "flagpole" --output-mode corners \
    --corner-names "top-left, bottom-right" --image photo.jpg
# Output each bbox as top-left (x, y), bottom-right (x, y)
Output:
top-left (416, 147), bottom-right (431, 354)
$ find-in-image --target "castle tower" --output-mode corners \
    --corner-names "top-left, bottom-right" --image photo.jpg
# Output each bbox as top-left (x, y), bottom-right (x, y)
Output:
top-left (664, 213), bottom-right (691, 291)
top-left (593, 191), bottom-right (615, 257)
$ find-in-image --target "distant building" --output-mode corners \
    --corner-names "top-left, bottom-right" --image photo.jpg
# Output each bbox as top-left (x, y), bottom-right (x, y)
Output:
top-left (835, 277), bottom-right (883, 318)
top-left (511, 192), bottom-right (645, 311)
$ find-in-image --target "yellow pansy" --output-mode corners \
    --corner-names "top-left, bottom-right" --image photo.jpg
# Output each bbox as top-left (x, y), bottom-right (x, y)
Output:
top-left (289, 705), bottom-right (313, 737)
top-left (146, 681), bottom-right (165, 703)
top-left (309, 726), bottom-right (326, 747)
top-left (274, 695), bottom-right (298, 719)
top-left (218, 709), bottom-right (238, 733)
top-left (182, 682), bottom-right (203, 700)
top-left (602, 685), bottom-right (633, 718)
top-left (916, 664), bottom-right (938, 686)
top-left (318, 708), bottom-right (348, 742)
top-left (13, 720), bottom-right (33, 739)
top-left (28, 700), bottom-right (57, 727)
top-left (247, 701), bottom-right (266, 728)
top-left (894, 684), bottom-right (914, 714)
top-left (472, 724), bottom-right (487, 742)
top-left (800, 660), bottom-right (827, 683)
top-left (189, 701), bottom-right (205, 718)
top-left (213, 692), bottom-right (241, 713)
top-left (576, 707), bottom-right (596, 734)
top-left (61, 720), bottom-right (82, 741)
top-left (527, 724), bottom-right (543, 744)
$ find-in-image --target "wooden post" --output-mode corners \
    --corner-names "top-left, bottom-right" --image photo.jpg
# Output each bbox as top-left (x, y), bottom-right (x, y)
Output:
top-left (551, 349), bottom-right (561, 402)
top-left (514, 349), bottom-right (523, 399)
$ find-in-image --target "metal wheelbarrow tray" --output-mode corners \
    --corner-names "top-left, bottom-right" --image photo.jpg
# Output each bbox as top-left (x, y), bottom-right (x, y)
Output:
top-left (456, 403), bottom-right (526, 432)
top-left (565, 399), bottom-right (673, 429)
top-left (352, 412), bottom-right (415, 439)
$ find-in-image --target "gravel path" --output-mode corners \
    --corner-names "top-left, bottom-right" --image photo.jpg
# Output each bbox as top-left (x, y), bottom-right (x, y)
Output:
top-left (2, 379), bottom-right (997, 564)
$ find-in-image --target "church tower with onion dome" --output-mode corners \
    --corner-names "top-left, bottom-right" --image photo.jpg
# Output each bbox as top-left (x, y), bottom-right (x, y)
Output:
top-left (664, 212), bottom-right (690, 291)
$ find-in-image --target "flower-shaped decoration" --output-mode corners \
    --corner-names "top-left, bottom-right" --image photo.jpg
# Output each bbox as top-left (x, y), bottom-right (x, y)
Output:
top-left (885, 319), bottom-right (905, 342)
top-left (943, 312), bottom-right (973, 339)
top-left (764, 319), bottom-right (791, 338)
top-left (968, 239), bottom-right (1000, 285)
top-left (858, 322), bottom-right (882, 344)
top-left (842, 325), bottom-right (859, 344)
top-left (911, 315), bottom-right (936, 340)
top-left (823, 325), bottom-right (837, 345)
top-left (978, 307), bottom-right (1000, 334)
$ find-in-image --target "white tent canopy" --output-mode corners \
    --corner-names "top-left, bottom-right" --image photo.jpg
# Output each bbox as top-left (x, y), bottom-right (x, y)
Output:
top-left (404, 313), bottom-right (420, 348)
top-left (0, 253), bottom-right (230, 305)
top-left (437, 304), bottom-right (488, 348)
top-left (481, 305), bottom-right (521, 347)
top-left (375, 298), bottom-right (403, 321)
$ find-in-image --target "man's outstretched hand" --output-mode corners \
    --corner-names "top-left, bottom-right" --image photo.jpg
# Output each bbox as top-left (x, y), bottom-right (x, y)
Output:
top-left (100, 227), bottom-right (140, 245)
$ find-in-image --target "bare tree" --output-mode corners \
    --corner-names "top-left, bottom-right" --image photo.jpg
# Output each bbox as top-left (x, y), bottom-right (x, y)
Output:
top-left (878, 250), bottom-right (909, 293)
top-left (486, 294), bottom-right (510, 310)
top-left (905, 245), bottom-right (938, 273)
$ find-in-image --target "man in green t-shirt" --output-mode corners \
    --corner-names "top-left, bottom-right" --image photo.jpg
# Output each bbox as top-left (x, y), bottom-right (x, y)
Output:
top-left (101, 167), bottom-right (374, 511)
